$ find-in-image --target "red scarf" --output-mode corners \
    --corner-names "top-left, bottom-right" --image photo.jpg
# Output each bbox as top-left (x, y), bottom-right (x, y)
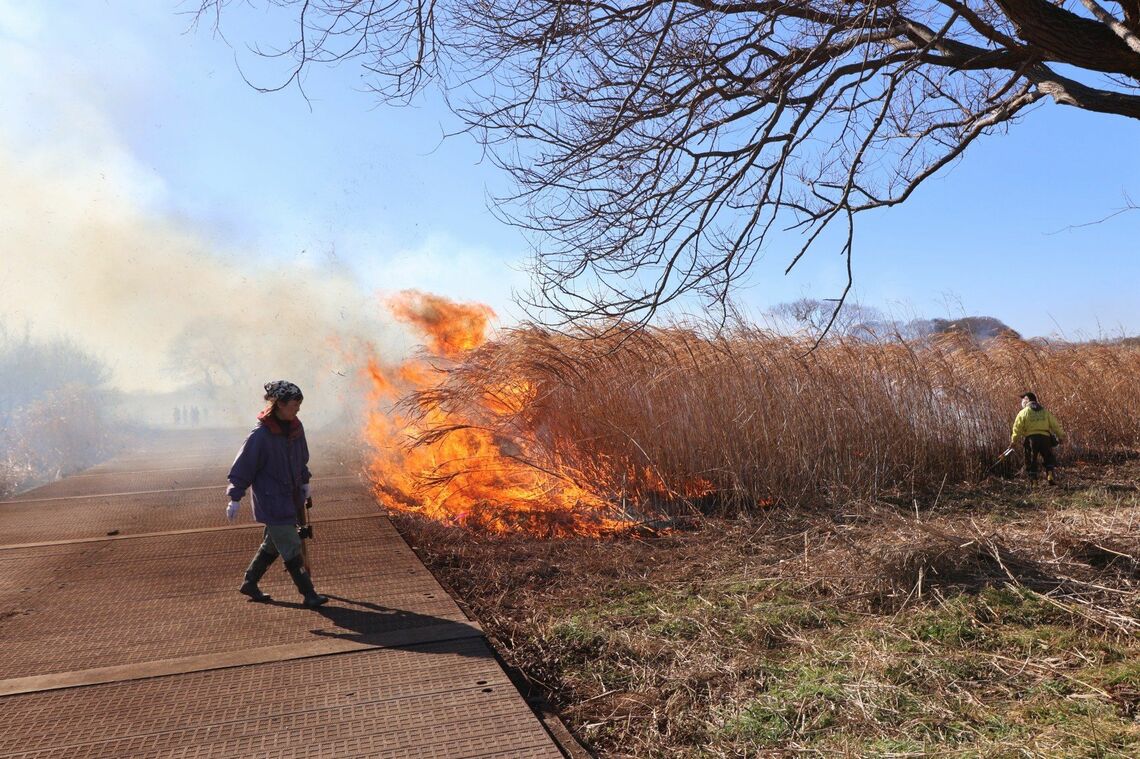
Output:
top-left (258, 409), bottom-right (305, 440)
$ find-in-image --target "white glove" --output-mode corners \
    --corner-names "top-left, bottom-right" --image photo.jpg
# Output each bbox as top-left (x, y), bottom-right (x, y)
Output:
top-left (226, 500), bottom-right (241, 521)
top-left (301, 483), bottom-right (311, 500)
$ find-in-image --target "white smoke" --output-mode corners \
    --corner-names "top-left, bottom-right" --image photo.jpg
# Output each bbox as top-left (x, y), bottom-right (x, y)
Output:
top-left (0, 7), bottom-right (415, 427)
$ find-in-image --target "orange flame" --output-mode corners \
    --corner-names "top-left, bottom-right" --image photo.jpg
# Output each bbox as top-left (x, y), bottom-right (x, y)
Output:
top-left (362, 291), bottom-right (634, 537)
top-left (386, 290), bottom-right (495, 357)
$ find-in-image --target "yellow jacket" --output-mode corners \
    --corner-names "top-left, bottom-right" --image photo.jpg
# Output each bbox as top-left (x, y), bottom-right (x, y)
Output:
top-left (1011, 405), bottom-right (1064, 444)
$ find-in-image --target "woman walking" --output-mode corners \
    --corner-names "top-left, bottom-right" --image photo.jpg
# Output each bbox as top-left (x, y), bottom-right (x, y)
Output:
top-left (226, 380), bottom-right (328, 608)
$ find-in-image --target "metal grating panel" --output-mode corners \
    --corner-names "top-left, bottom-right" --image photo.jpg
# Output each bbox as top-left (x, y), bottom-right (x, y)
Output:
top-left (0, 430), bottom-right (567, 758)
top-left (0, 520), bottom-right (470, 680)
top-left (0, 481), bottom-right (380, 545)
top-left (0, 642), bottom-right (558, 758)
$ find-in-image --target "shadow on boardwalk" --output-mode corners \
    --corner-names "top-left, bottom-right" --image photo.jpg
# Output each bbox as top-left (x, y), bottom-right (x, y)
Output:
top-left (263, 595), bottom-right (492, 658)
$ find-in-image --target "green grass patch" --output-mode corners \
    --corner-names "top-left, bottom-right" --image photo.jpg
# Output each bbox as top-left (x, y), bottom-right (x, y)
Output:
top-left (722, 662), bottom-right (851, 743)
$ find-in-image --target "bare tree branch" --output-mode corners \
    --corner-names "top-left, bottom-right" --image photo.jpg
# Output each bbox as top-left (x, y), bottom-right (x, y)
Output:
top-left (195, 0), bottom-right (1140, 334)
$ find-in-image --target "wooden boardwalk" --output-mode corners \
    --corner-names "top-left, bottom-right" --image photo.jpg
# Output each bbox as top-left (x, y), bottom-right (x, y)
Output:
top-left (0, 430), bottom-right (567, 758)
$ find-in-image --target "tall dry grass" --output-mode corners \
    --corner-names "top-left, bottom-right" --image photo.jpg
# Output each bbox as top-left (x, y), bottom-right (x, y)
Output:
top-left (406, 325), bottom-right (1140, 515)
top-left (0, 383), bottom-right (118, 498)
top-left (1, 330), bottom-right (118, 497)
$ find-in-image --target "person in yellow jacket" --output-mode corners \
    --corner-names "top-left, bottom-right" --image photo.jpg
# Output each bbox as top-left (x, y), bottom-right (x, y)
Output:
top-left (1010, 392), bottom-right (1065, 484)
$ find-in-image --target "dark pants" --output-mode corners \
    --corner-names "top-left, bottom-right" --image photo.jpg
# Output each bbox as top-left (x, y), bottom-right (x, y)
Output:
top-left (251, 524), bottom-right (303, 563)
top-left (1023, 434), bottom-right (1057, 474)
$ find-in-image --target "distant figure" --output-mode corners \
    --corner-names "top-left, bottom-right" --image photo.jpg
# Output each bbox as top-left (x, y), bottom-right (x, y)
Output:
top-left (190, 406), bottom-right (200, 426)
top-left (225, 381), bottom-right (328, 608)
top-left (1010, 392), bottom-right (1065, 484)
top-left (173, 407), bottom-right (181, 426)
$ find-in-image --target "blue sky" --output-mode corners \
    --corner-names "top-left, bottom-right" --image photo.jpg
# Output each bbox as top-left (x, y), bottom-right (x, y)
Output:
top-left (2, 0), bottom-right (1138, 391)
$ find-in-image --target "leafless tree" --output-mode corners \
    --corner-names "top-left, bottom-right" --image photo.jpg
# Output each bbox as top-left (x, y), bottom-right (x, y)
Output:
top-left (194, 0), bottom-right (1140, 333)
top-left (769, 298), bottom-right (889, 335)
top-left (165, 321), bottom-right (244, 390)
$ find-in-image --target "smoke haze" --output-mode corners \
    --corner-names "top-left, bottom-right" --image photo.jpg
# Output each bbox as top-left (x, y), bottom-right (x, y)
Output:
top-left (1, 137), bottom-right (422, 426)
top-left (0, 20), bottom-right (417, 429)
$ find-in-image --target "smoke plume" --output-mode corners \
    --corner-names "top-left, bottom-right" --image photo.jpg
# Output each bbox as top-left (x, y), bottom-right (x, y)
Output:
top-left (0, 138), bottom-right (420, 426)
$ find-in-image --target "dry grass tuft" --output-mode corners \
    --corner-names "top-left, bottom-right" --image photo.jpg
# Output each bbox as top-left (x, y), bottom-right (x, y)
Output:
top-left (1, 383), bottom-right (120, 497)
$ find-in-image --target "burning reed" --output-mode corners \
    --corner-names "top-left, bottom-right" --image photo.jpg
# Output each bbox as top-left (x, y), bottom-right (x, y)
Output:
top-left (365, 305), bottom-right (1140, 534)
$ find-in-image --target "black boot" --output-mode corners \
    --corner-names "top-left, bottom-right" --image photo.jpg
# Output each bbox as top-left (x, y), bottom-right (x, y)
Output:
top-left (240, 547), bottom-right (277, 602)
top-left (284, 555), bottom-right (328, 609)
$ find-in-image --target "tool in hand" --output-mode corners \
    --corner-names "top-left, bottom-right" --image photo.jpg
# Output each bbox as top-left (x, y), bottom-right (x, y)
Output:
top-left (297, 496), bottom-right (315, 575)
top-left (985, 446), bottom-right (1015, 475)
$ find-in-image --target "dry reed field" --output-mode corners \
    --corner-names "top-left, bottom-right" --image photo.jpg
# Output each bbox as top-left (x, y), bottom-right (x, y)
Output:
top-left (373, 325), bottom-right (1140, 756)
top-left (402, 326), bottom-right (1140, 522)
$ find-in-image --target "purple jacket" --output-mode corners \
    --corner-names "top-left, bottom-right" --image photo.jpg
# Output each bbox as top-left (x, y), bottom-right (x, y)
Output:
top-left (226, 413), bottom-right (312, 526)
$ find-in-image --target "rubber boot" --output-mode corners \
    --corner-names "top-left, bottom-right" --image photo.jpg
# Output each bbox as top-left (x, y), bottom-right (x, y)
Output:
top-left (284, 555), bottom-right (328, 609)
top-left (240, 547), bottom-right (276, 602)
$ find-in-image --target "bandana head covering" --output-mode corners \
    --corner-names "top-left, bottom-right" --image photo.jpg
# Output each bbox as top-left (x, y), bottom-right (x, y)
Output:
top-left (263, 380), bottom-right (303, 403)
